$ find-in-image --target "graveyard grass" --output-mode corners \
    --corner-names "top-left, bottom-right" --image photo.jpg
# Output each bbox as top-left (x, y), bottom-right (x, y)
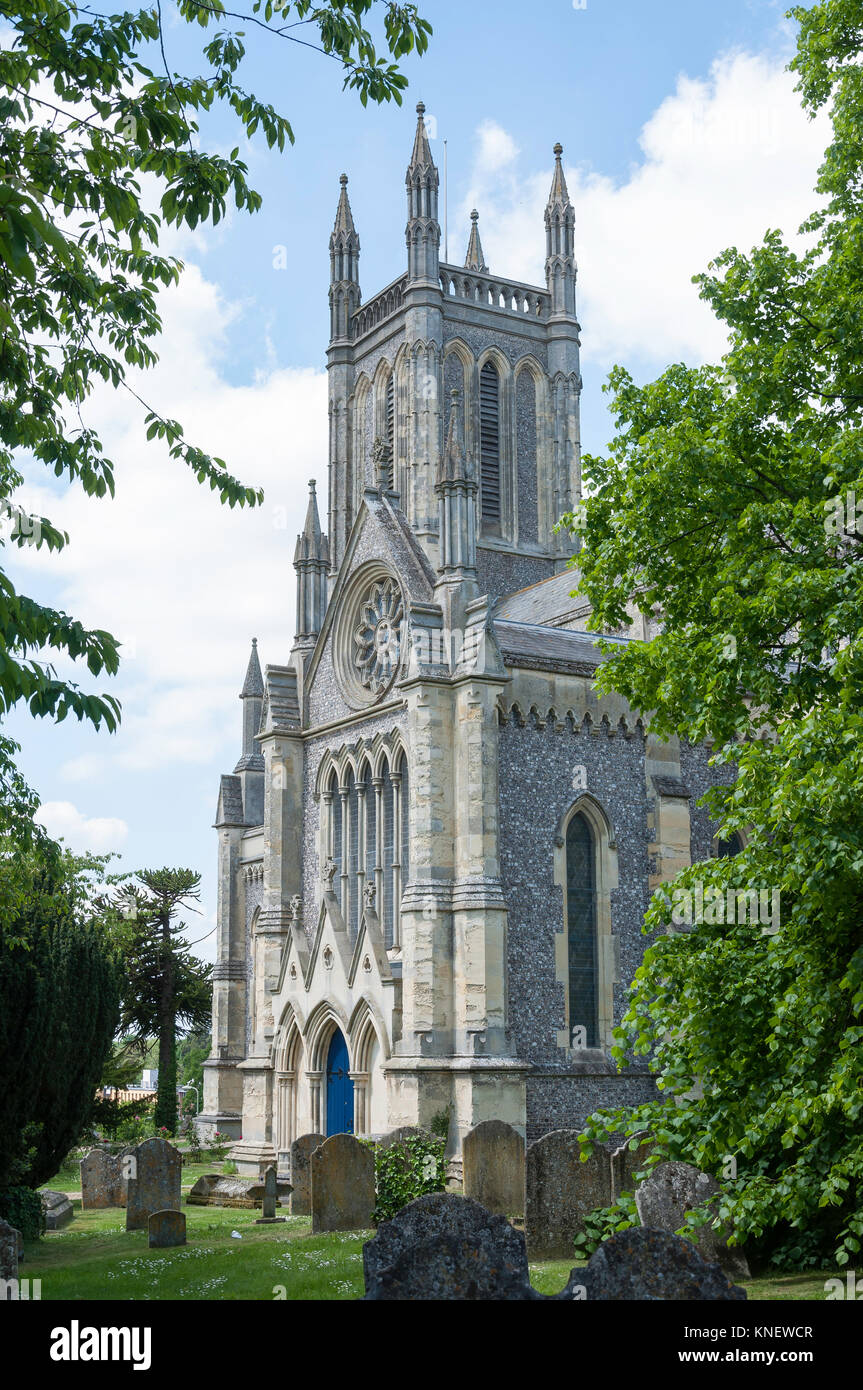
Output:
top-left (24, 1202), bottom-right (841, 1300)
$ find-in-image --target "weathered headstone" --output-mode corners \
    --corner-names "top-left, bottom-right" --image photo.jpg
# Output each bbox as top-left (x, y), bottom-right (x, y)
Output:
top-left (185, 1172), bottom-right (289, 1208)
top-left (255, 1164), bottom-right (287, 1224)
top-left (634, 1161), bottom-right (750, 1281)
top-left (289, 1132), bottom-right (325, 1215)
top-left (462, 1120), bottom-right (524, 1216)
top-left (584, 1227), bottom-right (747, 1301)
top-left (525, 1130), bottom-right (613, 1259)
top-left (148, 1209), bottom-right (186, 1249)
top-left (378, 1126), bottom-right (434, 1150)
top-left (311, 1133), bottom-right (375, 1233)
top-left (0, 1219), bottom-right (20, 1290)
top-left (41, 1190), bottom-right (74, 1230)
top-left (610, 1135), bottom-right (653, 1201)
top-left (364, 1194), bottom-right (544, 1300)
top-left (125, 1137), bottom-right (182, 1232)
top-left (80, 1146), bottom-right (127, 1209)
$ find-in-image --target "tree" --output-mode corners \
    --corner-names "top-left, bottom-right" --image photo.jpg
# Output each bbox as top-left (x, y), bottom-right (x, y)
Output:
top-left (0, 843), bottom-right (122, 1188)
top-left (114, 869), bottom-right (212, 1133)
top-left (0, 0), bottom-right (430, 752)
top-left (562, 0), bottom-right (863, 1270)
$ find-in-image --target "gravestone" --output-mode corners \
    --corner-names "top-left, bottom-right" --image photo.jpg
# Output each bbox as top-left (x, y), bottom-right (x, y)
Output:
top-left (80, 1147), bottom-right (127, 1209)
top-left (41, 1190), bottom-right (74, 1230)
top-left (610, 1136), bottom-right (653, 1201)
top-left (125, 1137), bottom-right (182, 1232)
top-left (0, 1219), bottom-right (19, 1289)
top-left (255, 1164), bottom-right (287, 1224)
top-left (148, 1210), bottom-right (186, 1249)
top-left (462, 1120), bottom-right (524, 1216)
top-left (378, 1126), bottom-right (434, 1150)
top-left (584, 1227), bottom-right (747, 1301)
top-left (363, 1194), bottom-right (544, 1300)
top-left (311, 1133), bottom-right (375, 1233)
top-left (525, 1130), bottom-right (613, 1259)
top-left (634, 1161), bottom-right (750, 1281)
top-left (289, 1133), bottom-right (325, 1215)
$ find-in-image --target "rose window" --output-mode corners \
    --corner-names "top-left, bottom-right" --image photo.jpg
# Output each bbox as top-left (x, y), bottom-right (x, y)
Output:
top-left (353, 578), bottom-right (404, 694)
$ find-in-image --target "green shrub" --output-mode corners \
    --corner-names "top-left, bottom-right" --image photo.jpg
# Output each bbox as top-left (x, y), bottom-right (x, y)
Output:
top-left (429, 1108), bottom-right (451, 1142)
top-left (0, 1186), bottom-right (45, 1242)
top-left (373, 1135), bottom-right (446, 1223)
top-left (572, 1191), bottom-right (640, 1261)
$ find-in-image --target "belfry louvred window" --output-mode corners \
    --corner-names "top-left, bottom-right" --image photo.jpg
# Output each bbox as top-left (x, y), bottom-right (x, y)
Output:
top-left (480, 361), bottom-right (501, 527)
top-left (385, 375), bottom-right (395, 489)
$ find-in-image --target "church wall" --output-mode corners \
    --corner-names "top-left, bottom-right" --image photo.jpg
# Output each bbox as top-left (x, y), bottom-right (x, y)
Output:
top-left (442, 316), bottom-right (549, 371)
top-left (243, 869), bottom-right (264, 1056)
top-left (680, 739), bottom-right (738, 862)
top-left (477, 545), bottom-right (555, 599)
top-left (497, 678), bottom-right (658, 1139)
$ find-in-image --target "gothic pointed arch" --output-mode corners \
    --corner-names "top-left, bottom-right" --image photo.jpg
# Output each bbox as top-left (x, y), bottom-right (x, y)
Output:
top-left (552, 792), bottom-right (619, 1057)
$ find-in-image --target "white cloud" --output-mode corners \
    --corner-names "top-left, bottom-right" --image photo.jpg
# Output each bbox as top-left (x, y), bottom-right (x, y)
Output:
top-left (36, 801), bottom-right (128, 853)
top-left (463, 51), bottom-right (831, 365)
top-left (10, 264), bottom-right (328, 778)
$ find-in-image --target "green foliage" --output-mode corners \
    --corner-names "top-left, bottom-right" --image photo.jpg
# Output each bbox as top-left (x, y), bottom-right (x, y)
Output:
top-left (0, 0), bottom-right (429, 752)
top-left (208, 1131), bottom-right (232, 1164)
top-left (429, 1107), bottom-right (451, 1141)
top-left (0, 842), bottom-right (122, 1189)
top-left (372, 1135), bottom-right (446, 1223)
top-left (177, 1030), bottom-right (210, 1094)
top-left (184, 1119), bottom-right (204, 1166)
top-left (572, 1191), bottom-right (640, 1262)
top-left (561, 0), bottom-right (863, 1271)
top-left (0, 1185), bottom-right (44, 1242)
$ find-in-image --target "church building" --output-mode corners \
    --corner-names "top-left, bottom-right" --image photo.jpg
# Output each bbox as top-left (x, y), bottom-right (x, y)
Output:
top-left (201, 106), bottom-right (725, 1172)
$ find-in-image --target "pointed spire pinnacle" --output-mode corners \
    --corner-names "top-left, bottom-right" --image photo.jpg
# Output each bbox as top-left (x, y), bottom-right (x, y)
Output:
top-left (333, 172), bottom-right (357, 238)
top-left (464, 209), bottom-right (487, 272)
top-left (409, 100), bottom-right (435, 172)
top-left (240, 638), bottom-right (264, 700)
top-left (547, 141), bottom-right (571, 207)
top-left (438, 389), bottom-right (469, 485)
top-left (294, 479), bottom-right (328, 564)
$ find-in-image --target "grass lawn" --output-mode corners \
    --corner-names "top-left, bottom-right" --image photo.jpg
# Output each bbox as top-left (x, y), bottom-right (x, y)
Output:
top-left (23, 1202), bottom-right (845, 1301)
top-left (25, 1204), bottom-right (367, 1301)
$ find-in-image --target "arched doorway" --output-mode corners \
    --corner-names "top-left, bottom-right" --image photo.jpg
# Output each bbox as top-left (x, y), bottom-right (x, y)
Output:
top-left (325, 1029), bottom-right (354, 1136)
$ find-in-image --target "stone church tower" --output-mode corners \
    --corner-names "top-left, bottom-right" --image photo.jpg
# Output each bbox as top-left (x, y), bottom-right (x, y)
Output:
top-left (201, 108), bottom-right (723, 1170)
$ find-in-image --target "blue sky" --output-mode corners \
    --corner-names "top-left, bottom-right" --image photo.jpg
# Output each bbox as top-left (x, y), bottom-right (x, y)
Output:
top-left (6, 0), bottom-right (828, 960)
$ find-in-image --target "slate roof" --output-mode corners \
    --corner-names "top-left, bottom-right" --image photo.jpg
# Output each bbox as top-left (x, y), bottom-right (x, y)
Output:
top-left (494, 569), bottom-right (589, 628)
top-left (493, 618), bottom-right (629, 674)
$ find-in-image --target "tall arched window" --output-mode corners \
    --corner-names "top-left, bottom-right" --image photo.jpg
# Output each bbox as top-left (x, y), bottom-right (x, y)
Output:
top-left (321, 747), bottom-right (410, 951)
top-left (717, 830), bottom-right (743, 859)
top-left (480, 361), bottom-right (501, 530)
top-left (385, 374), bottom-right (395, 488)
top-left (566, 812), bottom-right (599, 1048)
top-left (329, 769), bottom-right (342, 889)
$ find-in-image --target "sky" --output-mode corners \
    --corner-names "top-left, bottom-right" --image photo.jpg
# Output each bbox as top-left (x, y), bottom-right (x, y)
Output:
top-left (5, 0), bottom-right (830, 963)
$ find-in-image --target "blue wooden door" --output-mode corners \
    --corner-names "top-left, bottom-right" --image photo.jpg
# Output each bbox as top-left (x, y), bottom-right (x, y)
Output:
top-left (325, 1030), bottom-right (354, 1136)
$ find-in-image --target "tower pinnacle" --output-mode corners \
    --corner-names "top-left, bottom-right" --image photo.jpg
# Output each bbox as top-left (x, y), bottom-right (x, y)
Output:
top-left (294, 479), bottom-right (329, 645)
top-left (405, 100), bottom-right (440, 284)
top-left (329, 174), bottom-right (360, 342)
top-left (544, 141), bottom-right (577, 319)
top-left (464, 209), bottom-right (487, 273)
